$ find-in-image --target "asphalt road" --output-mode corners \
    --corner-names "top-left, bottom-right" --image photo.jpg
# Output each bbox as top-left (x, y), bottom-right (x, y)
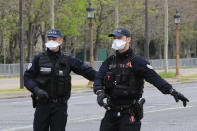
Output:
top-left (0, 82), bottom-right (197, 131)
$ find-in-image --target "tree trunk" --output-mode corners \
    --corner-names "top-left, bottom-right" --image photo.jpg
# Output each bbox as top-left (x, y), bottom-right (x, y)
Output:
top-left (196, 33), bottom-right (197, 57)
top-left (0, 32), bottom-right (3, 53)
top-left (159, 41), bottom-right (162, 59)
top-left (94, 24), bottom-right (102, 60)
top-left (27, 23), bottom-right (33, 62)
top-left (70, 36), bottom-right (77, 56)
top-left (8, 34), bottom-right (17, 63)
top-left (155, 39), bottom-right (162, 59)
top-left (83, 33), bottom-right (87, 61)
top-left (107, 39), bottom-right (113, 57)
top-left (41, 22), bottom-right (46, 51)
top-left (62, 36), bottom-right (67, 52)
top-left (131, 37), bottom-right (135, 53)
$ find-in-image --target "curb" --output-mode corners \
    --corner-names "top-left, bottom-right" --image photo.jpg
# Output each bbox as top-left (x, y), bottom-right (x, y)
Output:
top-left (0, 79), bottom-right (197, 99)
top-left (0, 87), bottom-right (93, 99)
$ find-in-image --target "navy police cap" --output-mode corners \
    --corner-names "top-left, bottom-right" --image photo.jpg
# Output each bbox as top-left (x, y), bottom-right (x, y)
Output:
top-left (109, 27), bottom-right (131, 37)
top-left (47, 29), bottom-right (62, 38)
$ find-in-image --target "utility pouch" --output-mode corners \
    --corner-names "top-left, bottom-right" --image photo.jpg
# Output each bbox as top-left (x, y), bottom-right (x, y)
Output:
top-left (134, 98), bottom-right (145, 120)
top-left (31, 94), bottom-right (37, 108)
top-left (111, 85), bottom-right (129, 96)
top-left (104, 72), bottom-right (114, 90)
top-left (35, 76), bottom-right (49, 87)
top-left (115, 75), bottom-right (121, 84)
top-left (120, 68), bottom-right (130, 82)
top-left (56, 77), bottom-right (71, 97)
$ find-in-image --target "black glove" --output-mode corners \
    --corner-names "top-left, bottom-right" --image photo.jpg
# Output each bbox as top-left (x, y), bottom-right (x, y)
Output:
top-left (96, 90), bottom-right (111, 110)
top-left (96, 90), bottom-right (106, 106)
top-left (33, 87), bottom-right (49, 101)
top-left (170, 89), bottom-right (189, 107)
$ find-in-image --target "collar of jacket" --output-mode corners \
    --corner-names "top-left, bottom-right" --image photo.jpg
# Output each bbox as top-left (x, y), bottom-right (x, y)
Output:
top-left (47, 47), bottom-right (61, 56)
top-left (116, 47), bottom-right (134, 58)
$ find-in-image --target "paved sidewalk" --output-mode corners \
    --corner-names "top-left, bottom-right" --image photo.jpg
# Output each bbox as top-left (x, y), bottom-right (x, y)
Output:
top-left (0, 68), bottom-right (197, 99)
top-left (1, 68), bottom-right (197, 90)
top-left (0, 75), bottom-right (90, 90)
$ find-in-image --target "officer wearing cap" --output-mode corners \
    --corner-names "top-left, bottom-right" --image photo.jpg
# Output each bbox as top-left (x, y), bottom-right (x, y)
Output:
top-left (24, 29), bottom-right (96, 131)
top-left (93, 27), bottom-right (189, 131)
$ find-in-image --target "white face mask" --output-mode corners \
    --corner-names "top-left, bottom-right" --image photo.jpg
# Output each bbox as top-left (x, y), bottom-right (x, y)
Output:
top-left (112, 39), bottom-right (127, 50)
top-left (45, 40), bottom-right (60, 51)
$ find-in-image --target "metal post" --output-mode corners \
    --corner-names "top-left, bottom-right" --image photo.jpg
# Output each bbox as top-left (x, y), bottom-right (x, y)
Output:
top-left (50, 0), bottom-right (55, 29)
top-left (88, 18), bottom-right (94, 87)
top-left (3, 42), bottom-right (6, 64)
top-left (164, 0), bottom-right (168, 72)
top-left (19, 0), bottom-right (24, 89)
top-left (145, 0), bottom-right (150, 60)
top-left (89, 19), bottom-right (94, 68)
top-left (175, 25), bottom-right (180, 78)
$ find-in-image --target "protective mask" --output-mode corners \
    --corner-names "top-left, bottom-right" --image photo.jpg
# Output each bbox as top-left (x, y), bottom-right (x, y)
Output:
top-left (112, 39), bottom-right (127, 50)
top-left (45, 40), bottom-right (60, 50)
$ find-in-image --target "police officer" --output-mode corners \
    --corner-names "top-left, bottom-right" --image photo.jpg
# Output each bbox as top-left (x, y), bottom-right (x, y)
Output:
top-left (93, 27), bottom-right (189, 131)
top-left (24, 29), bottom-right (96, 131)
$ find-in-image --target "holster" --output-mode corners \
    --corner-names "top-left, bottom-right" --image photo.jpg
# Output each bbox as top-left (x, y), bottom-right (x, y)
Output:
top-left (31, 94), bottom-right (37, 108)
top-left (134, 98), bottom-right (145, 120)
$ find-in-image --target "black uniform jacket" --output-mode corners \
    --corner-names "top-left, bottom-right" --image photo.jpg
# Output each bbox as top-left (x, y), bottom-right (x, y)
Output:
top-left (24, 49), bottom-right (96, 92)
top-left (94, 48), bottom-right (172, 104)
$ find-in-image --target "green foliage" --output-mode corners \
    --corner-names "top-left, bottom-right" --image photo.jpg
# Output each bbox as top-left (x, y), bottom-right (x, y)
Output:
top-left (158, 72), bottom-right (176, 78)
top-left (1, 0), bottom-right (197, 63)
top-left (55, 0), bottom-right (87, 36)
top-left (180, 23), bottom-right (195, 42)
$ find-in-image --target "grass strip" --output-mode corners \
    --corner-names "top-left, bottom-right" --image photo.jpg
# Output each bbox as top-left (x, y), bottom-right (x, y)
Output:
top-left (0, 86), bottom-right (86, 93)
top-left (158, 72), bottom-right (176, 78)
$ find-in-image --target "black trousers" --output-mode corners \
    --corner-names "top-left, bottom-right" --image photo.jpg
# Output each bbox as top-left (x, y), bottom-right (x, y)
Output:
top-left (33, 102), bottom-right (68, 131)
top-left (100, 110), bottom-right (141, 131)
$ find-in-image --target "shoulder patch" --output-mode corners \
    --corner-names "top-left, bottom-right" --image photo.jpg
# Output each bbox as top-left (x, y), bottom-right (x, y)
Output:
top-left (27, 63), bottom-right (32, 70)
top-left (146, 64), bottom-right (153, 69)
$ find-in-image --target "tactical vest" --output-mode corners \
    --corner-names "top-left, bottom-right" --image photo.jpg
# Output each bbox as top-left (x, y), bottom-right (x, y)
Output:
top-left (104, 54), bottom-right (144, 99)
top-left (35, 51), bottom-right (71, 99)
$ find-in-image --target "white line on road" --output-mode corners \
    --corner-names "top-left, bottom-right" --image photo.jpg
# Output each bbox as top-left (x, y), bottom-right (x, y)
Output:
top-left (9, 101), bottom-right (31, 104)
top-left (71, 116), bottom-right (103, 123)
top-left (1, 125), bottom-right (32, 131)
top-left (0, 101), bottom-right (31, 106)
top-left (69, 101), bottom-right (95, 106)
top-left (144, 105), bottom-right (193, 113)
top-left (1, 105), bottom-right (194, 131)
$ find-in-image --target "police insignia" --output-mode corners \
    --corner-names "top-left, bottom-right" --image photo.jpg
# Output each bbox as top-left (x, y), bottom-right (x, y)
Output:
top-left (146, 64), bottom-right (153, 69)
top-left (126, 61), bottom-right (132, 68)
top-left (27, 63), bottom-right (32, 70)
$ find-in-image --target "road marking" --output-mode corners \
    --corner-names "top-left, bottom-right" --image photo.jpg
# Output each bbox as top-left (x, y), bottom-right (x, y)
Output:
top-left (0, 105), bottom-right (194, 131)
top-left (1, 125), bottom-right (32, 131)
top-left (151, 103), bottom-right (169, 106)
top-left (69, 114), bottom-right (102, 122)
top-left (69, 101), bottom-right (96, 106)
top-left (144, 106), bottom-right (156, 109)
top-left (10, 101), bottom-right (31, 104)
top-left (72, 116), bottom-right (103, 123)
top-left (0, 101), bottom-right (31, 106)
top-left (144, 106), bottom-right (193, 113)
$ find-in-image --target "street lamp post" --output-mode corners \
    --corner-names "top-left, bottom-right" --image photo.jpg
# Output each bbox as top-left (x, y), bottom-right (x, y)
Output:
top-left (86, 1), bottom-right (94, 86)
top-left (174, 10), bottom-right (181, 78)
top-left (19, 0), bottom-right (24, 89)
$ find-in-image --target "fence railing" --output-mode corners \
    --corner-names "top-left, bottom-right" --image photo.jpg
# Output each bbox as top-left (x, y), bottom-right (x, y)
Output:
top-left (1, 58), bottom-right (197, 76)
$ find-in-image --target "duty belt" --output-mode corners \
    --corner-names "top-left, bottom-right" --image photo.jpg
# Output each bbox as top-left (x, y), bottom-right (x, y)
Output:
top-left (109, 104), bottom-right (133, 112)
top-left (47, 97), bottom-right (67, 104)
top-left (108, 99), bottom-right (138, 112)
